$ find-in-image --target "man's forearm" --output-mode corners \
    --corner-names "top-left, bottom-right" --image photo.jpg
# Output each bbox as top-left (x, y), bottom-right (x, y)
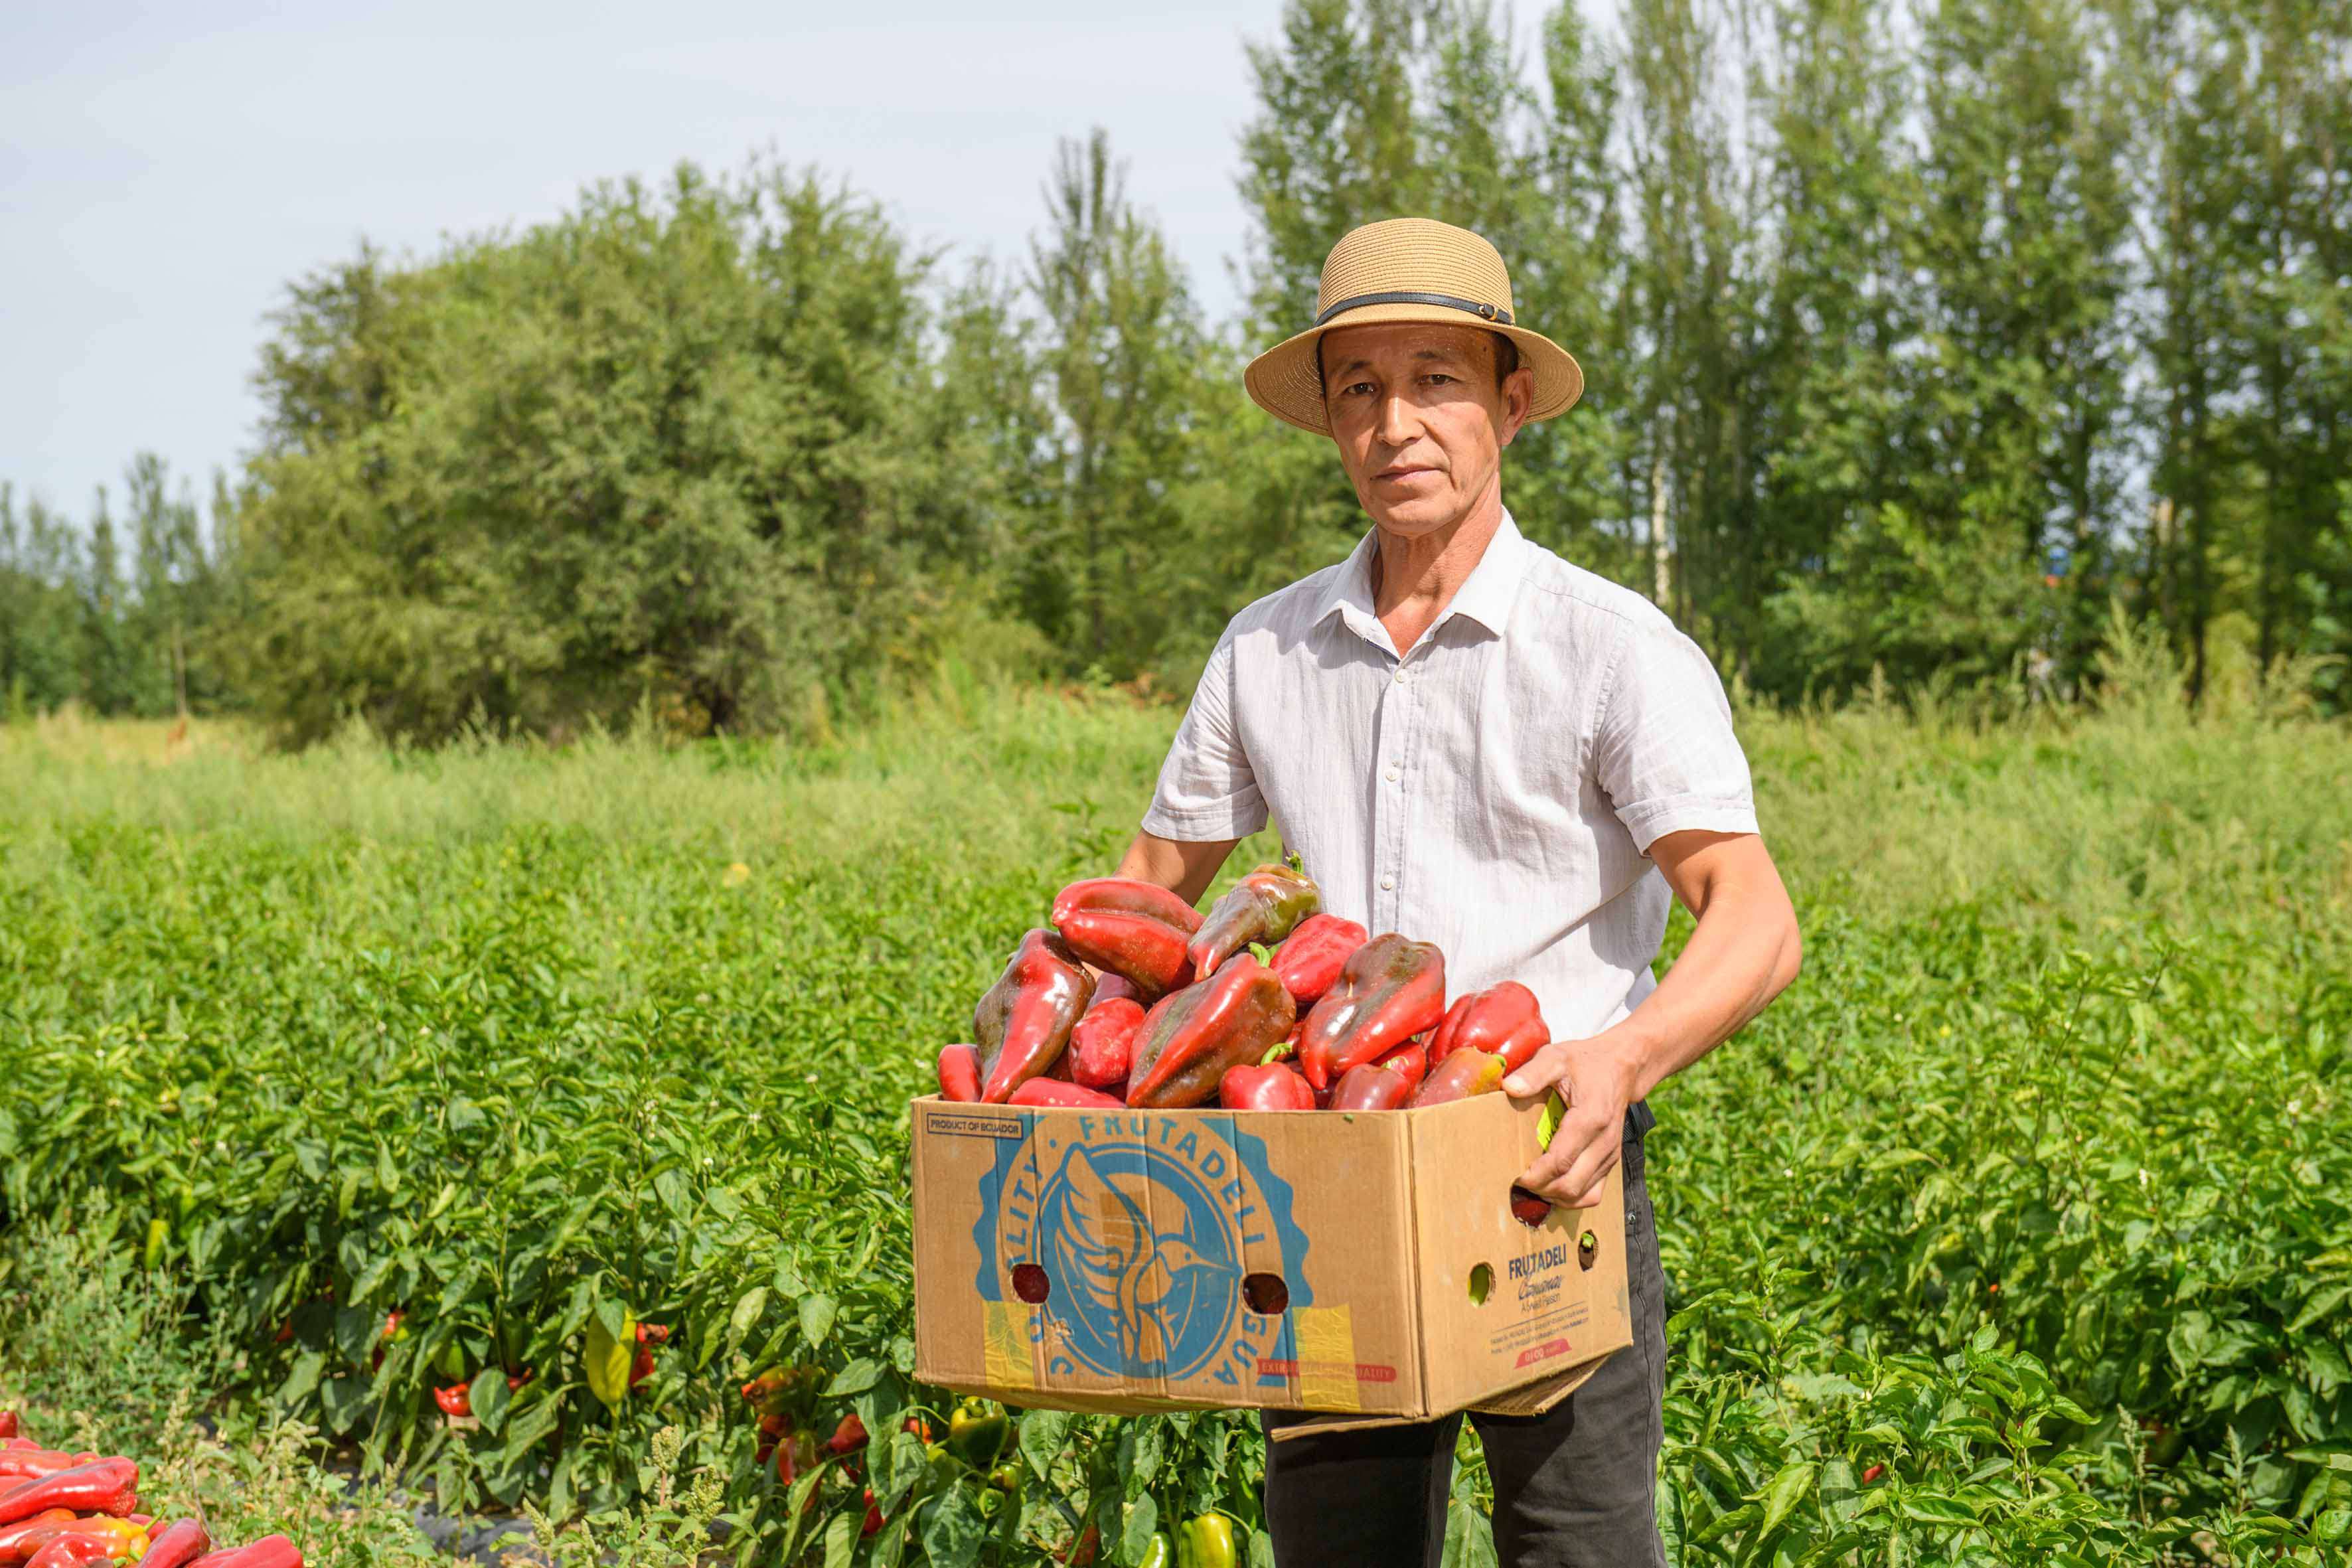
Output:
top-left (1113, 829), bottom-right (1239, 907)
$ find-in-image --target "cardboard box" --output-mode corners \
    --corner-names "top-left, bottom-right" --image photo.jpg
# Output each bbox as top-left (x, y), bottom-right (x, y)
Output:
top-left (911, 1091), bottom-right (1630, 1426)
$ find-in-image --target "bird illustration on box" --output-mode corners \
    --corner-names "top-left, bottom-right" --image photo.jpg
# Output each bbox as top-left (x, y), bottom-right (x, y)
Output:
top-left (1038, 1142), bottom-right (1234, 1372)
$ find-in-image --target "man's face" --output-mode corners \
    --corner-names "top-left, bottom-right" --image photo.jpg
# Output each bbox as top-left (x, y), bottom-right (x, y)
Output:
top-left (1320, 321), bottom-right (1533, 540)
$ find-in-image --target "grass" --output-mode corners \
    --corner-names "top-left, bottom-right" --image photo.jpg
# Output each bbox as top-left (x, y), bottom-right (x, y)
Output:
top-left (1, 663), bottom-right (2347, 1563)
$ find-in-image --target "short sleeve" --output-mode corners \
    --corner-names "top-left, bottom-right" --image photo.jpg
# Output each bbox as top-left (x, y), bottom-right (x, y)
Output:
top-left (1591, 621), bottom-right (1760, 855)
top-left (1142, 626), bottom-right (1269, 842)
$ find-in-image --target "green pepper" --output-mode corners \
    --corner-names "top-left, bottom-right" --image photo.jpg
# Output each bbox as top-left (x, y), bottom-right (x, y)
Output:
top-left (1176, 1514), bottom-right (1236, 1568)
top-left (945, 1398), bottom-right (1010, 1469)
top-left (1136, 1533), bottom-right (1174, 1568)
top-left (1187, 857), bottom-right (1319, 977)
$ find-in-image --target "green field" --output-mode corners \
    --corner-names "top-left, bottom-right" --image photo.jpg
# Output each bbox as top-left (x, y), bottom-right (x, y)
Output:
top-left (2, 670), bottom-right (2348, 1565)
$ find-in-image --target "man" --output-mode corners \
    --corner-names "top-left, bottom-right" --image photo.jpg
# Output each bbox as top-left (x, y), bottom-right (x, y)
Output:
top-left (1108, 217), bottom-right (1802, 1565)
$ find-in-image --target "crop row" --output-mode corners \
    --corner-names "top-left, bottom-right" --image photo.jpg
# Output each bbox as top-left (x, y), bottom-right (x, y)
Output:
top-left (3, 808), bottom-right (2348, 1562)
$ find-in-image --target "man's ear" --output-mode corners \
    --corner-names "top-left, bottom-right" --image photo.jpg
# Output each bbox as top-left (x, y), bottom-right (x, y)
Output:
top-left (1498, 366), bottom-right (1536, 447)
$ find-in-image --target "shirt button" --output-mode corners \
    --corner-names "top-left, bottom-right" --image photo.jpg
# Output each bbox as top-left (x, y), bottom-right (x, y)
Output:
top-left (1379, 874), bottom-right (1396, 891)
top-left (1384, 767), bottom-right (1399, 783)
top-left (1392, 668), bottom-right (1406, 683)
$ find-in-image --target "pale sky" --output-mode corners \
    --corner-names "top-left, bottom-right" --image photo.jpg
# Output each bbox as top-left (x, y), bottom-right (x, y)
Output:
top-left (3, 1), bottom-right (1305, 523)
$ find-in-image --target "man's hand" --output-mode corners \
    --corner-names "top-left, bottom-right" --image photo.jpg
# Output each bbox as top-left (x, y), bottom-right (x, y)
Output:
top-left (1504, 1034), bottom-right (1644, 1208)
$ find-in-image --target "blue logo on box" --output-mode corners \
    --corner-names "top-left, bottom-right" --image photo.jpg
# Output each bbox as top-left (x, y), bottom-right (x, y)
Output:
top-left (972, 1112), bottom-right (1312, 1386)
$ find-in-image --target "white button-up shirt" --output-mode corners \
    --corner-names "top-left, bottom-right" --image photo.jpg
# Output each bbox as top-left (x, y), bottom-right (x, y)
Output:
top-left (1143, 510), bottom-right (1759, 1042)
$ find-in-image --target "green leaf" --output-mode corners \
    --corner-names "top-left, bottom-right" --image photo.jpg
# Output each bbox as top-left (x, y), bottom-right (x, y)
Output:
top-left (469, 1366), bottom-right (513, 1435)
top-left (822, 1510), bottom-right (860, 1568)
top-left (921, 1481), bottom-right (986, 1568)
top-left (1022, 1409), bottom-right (1073, 1482)
top-left (877, 1430), bottom-right (925, 1514)
top-left (1120, 1494), bottom-right (1161, 1561)
top-left (1899, 1493), bottom-right (1981, 1526)
top-left (729, 1285), bottom-right (769, 1341)
top-left (277, 1348), bottom-right (325, 1407)
top-left (1757, 1460), bottom-right (1818, 1537)
top-left (801, 1291), bottom-right (838, 1350)
top-left (825, 1358), bottom-right (881, 1397)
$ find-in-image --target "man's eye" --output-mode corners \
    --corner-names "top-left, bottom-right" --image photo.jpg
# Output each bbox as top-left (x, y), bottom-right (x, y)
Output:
top-left (1341, 382), bottom-right (1374, 398)
top-left (1425, 373), bottom-right (1456, 386)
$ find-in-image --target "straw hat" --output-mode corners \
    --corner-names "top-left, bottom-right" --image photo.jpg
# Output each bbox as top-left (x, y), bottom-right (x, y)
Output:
top-left (1243, 217), bottom-right (1583, 436)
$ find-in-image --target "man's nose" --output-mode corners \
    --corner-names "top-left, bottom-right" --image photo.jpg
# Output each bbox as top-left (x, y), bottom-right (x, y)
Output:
top-left (1374, 391), bottom-right (1421, 447)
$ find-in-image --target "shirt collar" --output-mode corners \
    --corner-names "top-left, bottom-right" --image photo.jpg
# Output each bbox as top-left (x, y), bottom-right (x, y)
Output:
top-left (1314, 508), bottom-right (1528, 647)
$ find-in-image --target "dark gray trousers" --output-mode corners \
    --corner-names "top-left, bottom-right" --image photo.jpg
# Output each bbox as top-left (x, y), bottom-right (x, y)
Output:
top-left (1261, 1111), bottom-right (1667, 1567)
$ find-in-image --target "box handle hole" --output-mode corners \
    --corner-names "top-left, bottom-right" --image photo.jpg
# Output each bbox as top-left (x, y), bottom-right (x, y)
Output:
top-left (1509, 1185), bottom-right (1552, 1227)
top-left (1467, 1262), bottom-right (1493, 1306)
top-left (1241, 1272), bottom-right (1289, 1316)
top-left (1578, 1231), bottom-right (1598, 1271)
top-left (1011, 1263), bottom-right (1051, 1303)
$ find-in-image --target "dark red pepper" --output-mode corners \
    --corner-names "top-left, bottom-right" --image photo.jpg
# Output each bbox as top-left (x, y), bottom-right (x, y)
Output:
top-left (825, 1413), bottom-right (867, 1455)
top-left (1008, 1079), bottom-right (1125, 1110)
top-left (1127, 955), bottom-right (1296, 1109)
top-left (975, 931), bottom-right (1095, 1103)
top-left (1270, 915), bottom-right (1369, 1009)
top-left (433, 1384), bottom-right (471, 1418)
top-left (1066, 998), bottom-right (1144, 1092)
top-left (0, 1512), bottom-right (76, 1562)
top-left (937, 1043), bottom-right (982, 1103)
top-left (0, 1459), bottom-right (139, 1526)
top-left (1050, 879), bottom-right (1202, 994)
top-left (1428, 982), bottom-right (1549, 1072)
top-left (1219, 1061), bottom-right (1316, 1111)
top-left (26, 1538), bottom-right (117, 1568)
top-left (1370, 1035), bottom-right (1429, 1092)
top-left (860, 1487), bottom-right (884, 1537)
top-left (1328, 1061), bottom-right (1413, 1111)
top-left (1187, 858), bottom-right (1320, 978)
top-left (0, 1417), bottom-right (13, 1442)
top-left (1296, 935), bottom-right (1446, 1091)
top-left (0, 1450), bottom-right (96, 1482)
top-left (134, 1520), bottom-right (210, 1568)
top-left (1408, 1048), bottom-right (1507, 1107)
top-left (184, 1538), bottom-right (302, 1568)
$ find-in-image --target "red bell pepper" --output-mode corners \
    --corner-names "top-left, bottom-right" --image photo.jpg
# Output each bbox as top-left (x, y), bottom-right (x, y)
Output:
top-left (1370, 1035), bottom-right (1429, 1092)
top-left (1270, 914), bottom-right (1369, 1009)
top-left (0, 1460), bottom-right (139, 1526)
top-left (433, 1384), bottom-right (471, 1418)
top-left (183, 1539), bottom-right (301, 1568)
top-left (0, 1417), bottom-right (12, 1442)
top-left (25, 1539), bottom-right (116, 1568)
top-left (1219, 1060), bottom-right (1315, 1111)
top-left (1008, 1079), bottom-right (1125, 1110)
top-left (1066, 998), bottom-right (1144, 1091)
top-left (1091, 972), bottom-right (1145, 1007)
top-left (1408, 1048), bottom-right (1508, 1107)
top-left (133, 1520), bottom-right (209, 1568)
top-left (975, 930), bottom-right (1096, 1103)
top-left (1428, 982), bottom-right (1549, 1072)
top-left (1328, 1061), bottom-right (1414, 1111)
top-left (825, 1413), bottom-right (868, 1455)
top-left (1050, 879), bottom-right (1202, 994)
top-left (1296, 935), bottom-right (1446, 1091)
top-left (13, 1514), bottom-right (147, 1564)
top-left (0, 1452), bottom-right (96, 1482)
top-left (860, 1486), bottom-right (884, 1537)
top-left (1127, 955), bottom-right (1296, 1109)
top-left (0, 1512), bottom-right (77, 1563)
top-left (1186, 858), bottom-right (1320, 978)
top-left (936, 1042), bottom-right (982, 1103)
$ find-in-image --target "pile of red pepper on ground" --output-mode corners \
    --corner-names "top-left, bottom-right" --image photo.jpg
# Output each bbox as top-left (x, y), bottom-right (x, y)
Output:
top-left (0, 1410), bottom-right (302, 1567)
top-left (937, 857), bottom-right (1553, 1119)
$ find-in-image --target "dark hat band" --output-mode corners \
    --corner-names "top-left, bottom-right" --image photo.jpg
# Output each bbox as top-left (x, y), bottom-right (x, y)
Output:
top-left (1313, 289), bottom-right (1515, 328)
